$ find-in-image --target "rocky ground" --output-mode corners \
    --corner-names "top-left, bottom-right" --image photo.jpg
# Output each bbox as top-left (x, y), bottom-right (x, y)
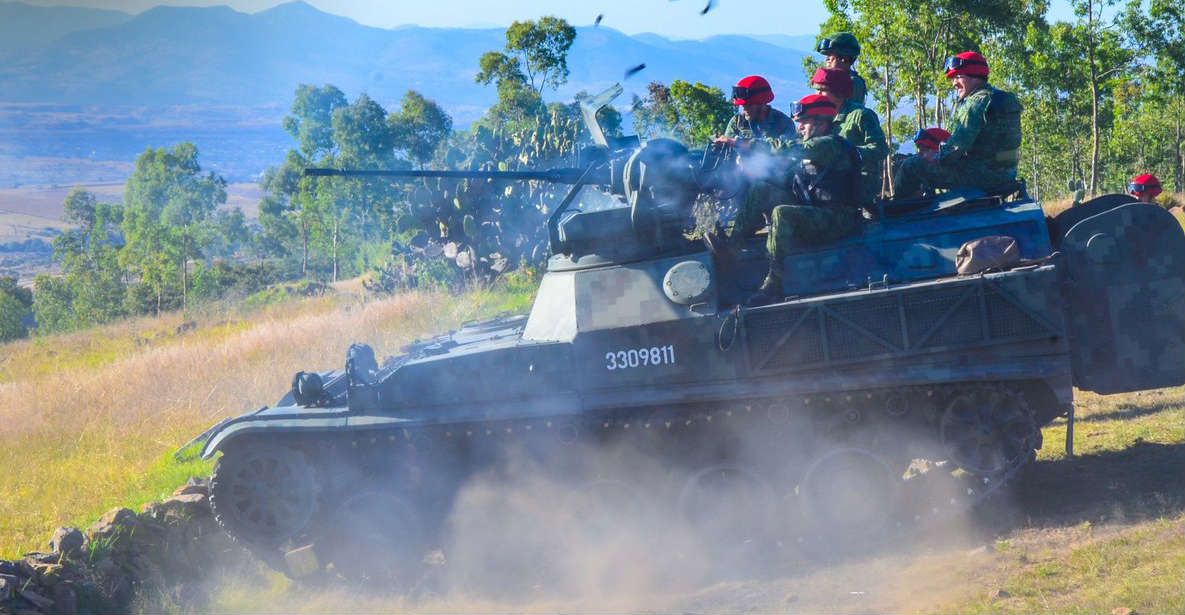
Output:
top-left (0, 478), bottom-right (253, 614)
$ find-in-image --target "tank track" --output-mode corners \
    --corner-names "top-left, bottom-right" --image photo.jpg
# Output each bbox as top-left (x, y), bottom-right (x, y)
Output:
top-left (211, 380), bottom-right (1046, 579)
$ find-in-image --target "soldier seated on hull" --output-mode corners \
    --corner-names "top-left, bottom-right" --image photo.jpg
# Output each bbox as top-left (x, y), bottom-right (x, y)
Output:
top-left (727, 94), bottom-right (864, 307)
top-left (715, 75), bottom-right (796, 153)
top-left (900, 127), bottom-right (951, 197)
top-left (893, 51), bottom-right (1022, 198)
top-left (810, 67), bottom-right (888, 207)
top-left (1128, 174), bottom-right (1162, 203)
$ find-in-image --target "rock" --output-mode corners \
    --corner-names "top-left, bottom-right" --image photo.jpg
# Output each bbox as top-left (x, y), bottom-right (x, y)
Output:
top-left (87, 508), bottom-right (137, 541)
top-left (29, 562), bottom-right (63, 585)
top-left (172, 477), bottom-right (209, 498)
top-left (20, 553), bottom-right (58, 566)
top-left (162, 492), bottom-right (209, 515)
top-left (989, 588), bottom-right (1010, 600)
top-left (52, 582), bottom-right (77, 615)
top-left (16, 588), bottom-right (53, 610)
top-left (49, 527), bottom-right (85, 557)
top-left (1111, 608), bottom-right (1134, 615)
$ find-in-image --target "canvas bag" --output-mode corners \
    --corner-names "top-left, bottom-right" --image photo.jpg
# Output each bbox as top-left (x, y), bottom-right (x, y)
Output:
top-left (956, 235), bottom-right (1020, 274)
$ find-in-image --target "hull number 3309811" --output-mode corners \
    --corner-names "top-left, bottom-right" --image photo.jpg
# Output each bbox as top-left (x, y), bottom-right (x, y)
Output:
top-left (605, 345), bottom-right (676, 370)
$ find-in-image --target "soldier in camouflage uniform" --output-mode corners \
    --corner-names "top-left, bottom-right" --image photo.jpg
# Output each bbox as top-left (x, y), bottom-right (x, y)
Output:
top-left (893, 51), bottom-right (1022, 197)
top-left (811, 67), bottom-right (888, 205)
top-left (731, 94), bottom-right (864, 306)
top-left (716, 75), bottom-right (796, 152)
top-left (817, 32), bottom-right (868, 107)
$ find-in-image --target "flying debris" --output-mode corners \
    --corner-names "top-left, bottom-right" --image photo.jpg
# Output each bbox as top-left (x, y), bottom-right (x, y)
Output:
top-left (630, 93), bottom-right (643, 111)
top-left (594, 14), bottom-right (603, 26)
top-left (701, 0), bottom-right (715, 15)
top-left (625, 63), bottom-right (646, 79)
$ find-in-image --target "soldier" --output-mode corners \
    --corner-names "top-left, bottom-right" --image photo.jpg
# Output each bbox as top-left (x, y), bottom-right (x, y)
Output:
top-left (733, 94), bottom-right (864, 306)
top-left (817, 32), bottom-right (868, 107)
top-left (811, 67), bottom-right (888, 205)
top-left (715, 75), bottom-right (796, 151)
top-left (912, 127), bottom-right (952, 160)
top-left (903, 127), bottom-right (952, 196)
top-left (1127, 174), bottom-right (1162, 203)
top-left (893, 51), bottom-right (1022, 198)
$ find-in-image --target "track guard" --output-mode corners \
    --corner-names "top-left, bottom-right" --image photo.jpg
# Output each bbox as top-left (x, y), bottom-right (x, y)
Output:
top-left (1061, 203), bottom-right (1185, 393)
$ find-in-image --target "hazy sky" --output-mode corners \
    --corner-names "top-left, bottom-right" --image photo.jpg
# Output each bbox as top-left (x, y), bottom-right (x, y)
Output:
top-left (23, 0), bottom-right (1085, 39)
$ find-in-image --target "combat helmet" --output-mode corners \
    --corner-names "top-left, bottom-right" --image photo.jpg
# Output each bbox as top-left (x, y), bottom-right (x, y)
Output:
top-left (817, 32), bottom-right (861, 59)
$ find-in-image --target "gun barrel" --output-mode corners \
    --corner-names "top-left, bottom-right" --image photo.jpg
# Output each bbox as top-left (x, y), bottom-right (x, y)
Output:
top-left (303, 167), bottom-right (595, 183)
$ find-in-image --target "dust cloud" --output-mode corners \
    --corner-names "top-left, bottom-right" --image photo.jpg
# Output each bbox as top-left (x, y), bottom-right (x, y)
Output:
top-left (195, 398), bottom-right (1016, 614)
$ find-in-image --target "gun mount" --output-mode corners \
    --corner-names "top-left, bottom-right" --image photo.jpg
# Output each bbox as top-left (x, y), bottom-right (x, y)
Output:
top-left (196, 84), bottom-right (1185, 586)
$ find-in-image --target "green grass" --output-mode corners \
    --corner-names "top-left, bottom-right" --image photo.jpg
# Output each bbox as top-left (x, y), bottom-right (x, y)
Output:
top-left (935, 386), bottom-right (1185, 614)
top-left (0, 278), bottom-right (536, 559)
top-left (949, 517), bottom-right (1184, 614)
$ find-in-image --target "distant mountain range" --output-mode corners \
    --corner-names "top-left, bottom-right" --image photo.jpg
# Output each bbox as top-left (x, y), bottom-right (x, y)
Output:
top-left (0, 1), bottom-right (817, 123)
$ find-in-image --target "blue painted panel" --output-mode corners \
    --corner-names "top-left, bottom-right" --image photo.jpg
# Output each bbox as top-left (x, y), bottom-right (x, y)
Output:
top-left (782, 200), bottom-right (1052, 296)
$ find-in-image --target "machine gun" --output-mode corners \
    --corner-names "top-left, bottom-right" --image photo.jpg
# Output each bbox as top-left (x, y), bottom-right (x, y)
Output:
top-left (304, 84), bottom-right (745, 256)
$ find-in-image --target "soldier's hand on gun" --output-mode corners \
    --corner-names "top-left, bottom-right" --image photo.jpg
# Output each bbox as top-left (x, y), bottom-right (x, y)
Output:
top-left (713, 135), bottom-right (736, 146)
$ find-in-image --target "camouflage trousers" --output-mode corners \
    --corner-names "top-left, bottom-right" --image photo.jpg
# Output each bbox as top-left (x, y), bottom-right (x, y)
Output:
top-left (766, 204), bottom-right (861, 266)
top-left (731, 180), bottom-right (861, 265)
top-left (893, 155), bottom-right (1017, 197)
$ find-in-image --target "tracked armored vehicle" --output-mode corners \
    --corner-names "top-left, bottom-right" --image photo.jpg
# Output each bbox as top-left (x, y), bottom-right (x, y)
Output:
top-left (197, 86), bottom-right (1185, 580)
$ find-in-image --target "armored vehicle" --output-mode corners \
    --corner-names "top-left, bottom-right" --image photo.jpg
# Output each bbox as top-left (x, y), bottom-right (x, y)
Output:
top-left (197, 86), bottom-right (1185, 580)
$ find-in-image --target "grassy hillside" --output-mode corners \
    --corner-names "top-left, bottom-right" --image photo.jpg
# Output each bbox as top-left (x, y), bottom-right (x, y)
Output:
top-left (0, 276), bottom-right (1181, 614)
top-left (0, 281), bottom-right (534, 558)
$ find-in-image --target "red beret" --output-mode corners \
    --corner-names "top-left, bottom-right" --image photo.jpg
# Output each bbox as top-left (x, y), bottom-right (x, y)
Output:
top-left (945, 51), bottom-right (989, 79)
top-left (810, 67), bottom-right (853, 99)
top-left (792, 93), bottom-right (838, 119)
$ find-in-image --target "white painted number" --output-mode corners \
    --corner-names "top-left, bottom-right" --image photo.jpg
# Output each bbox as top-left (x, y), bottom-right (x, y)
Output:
top-left (605, 345), bottom-right (676, 370)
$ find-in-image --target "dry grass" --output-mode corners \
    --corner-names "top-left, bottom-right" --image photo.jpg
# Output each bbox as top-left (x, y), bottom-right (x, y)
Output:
top-left (0, 285), bottom-right (529, 558)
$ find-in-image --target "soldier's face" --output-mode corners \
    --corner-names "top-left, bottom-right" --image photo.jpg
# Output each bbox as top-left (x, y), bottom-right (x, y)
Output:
top-left (823, 54), bottom-right (852, 70)
top-left (951, 74), bottom-right (985, 99)
top-left (1133, 191), bottom-right (1157, 203)
top-left (797, 116), bottom-right (830, 139)
top-left (743, 102), bottom-right (769, 122)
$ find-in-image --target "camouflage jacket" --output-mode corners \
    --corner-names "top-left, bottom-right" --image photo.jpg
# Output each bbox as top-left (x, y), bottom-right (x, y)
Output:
top-left (833, 99), bottom-right (887, 179)
top-left (939, 84), bottom-right (1023, 170)
top-left (788, 134), bottom-right (861, 209)
top-left (725, 106), bottom-right (796, 149)
top-left (850, 70), bottom-right (868, 107)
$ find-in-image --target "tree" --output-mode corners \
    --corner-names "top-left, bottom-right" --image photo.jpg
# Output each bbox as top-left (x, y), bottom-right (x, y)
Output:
top-left (282, 84), bottom-right (348, 158)
top-left (669, 81), bottom-right (734, 146)
top-left (389, 90), bottom-right (453, 168)
top-left (632, 80), bottom-right (732, 145)
top-left (0, 276), bottom-right (32, 342)
top-left (31, 189), bottom-right (126, 333)
top-left (1122, 0), bottom-right (1185, 191)
top-left (122, 143), bottom-right (226, 313)
top-left (476, 17), bottom-right (576, 125)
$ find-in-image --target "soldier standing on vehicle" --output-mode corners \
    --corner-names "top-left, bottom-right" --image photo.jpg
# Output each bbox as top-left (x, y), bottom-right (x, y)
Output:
top-left (1127, 174), bottom-right (1162, 203)
top-left (893, 51), bottom-right (1022, 198)
top-left (715, 75), bottom-right (796, 151)
top-left (730, 94), bottom-right (863, 306)
top-left (811, 67), bottom-right (887, 205)
top-left (817, 32), bottom-right (868, 107)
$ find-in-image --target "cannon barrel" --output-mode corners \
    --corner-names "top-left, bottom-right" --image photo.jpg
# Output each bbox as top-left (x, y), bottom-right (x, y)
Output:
top-left (303, 167), bottom-right (607, 184)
